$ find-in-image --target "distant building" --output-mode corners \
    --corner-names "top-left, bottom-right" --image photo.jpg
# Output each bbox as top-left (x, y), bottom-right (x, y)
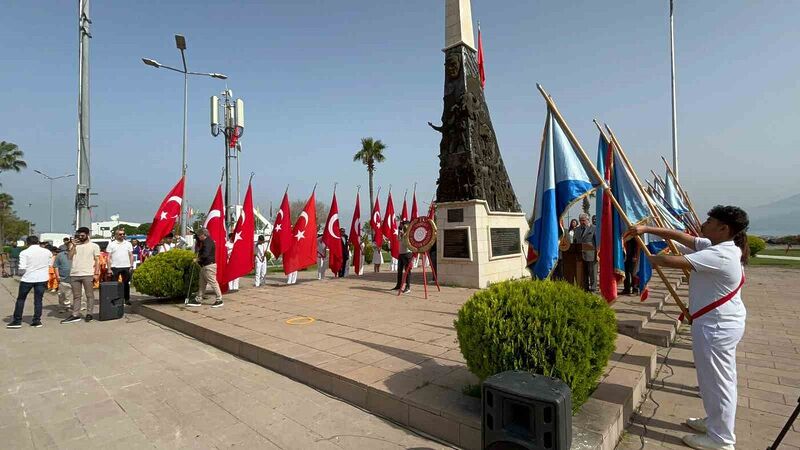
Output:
top-left (91, 214), bottom-right (140, 238)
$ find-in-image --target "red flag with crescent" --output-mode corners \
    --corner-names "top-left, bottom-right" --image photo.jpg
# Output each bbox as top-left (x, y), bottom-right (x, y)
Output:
top-left (400, 196), bottom-right (409, 222)
top-left (146, 177), bottom-right (184, 248)
top-left (382, 192), bottom-right (399, 259)
top-left (226, 182), bottom-right (255, 281)
top-left (283, 192), bottom-right (317, 274)
top-left (371, 196), bottom-right (383, 247)
top-left (203, 185), bottom-right (228, 294)
top-left (349, 192), bottom-right (362, 275)
top-left (270, 192), bottom-right (293, 258)
top-left (322, 192), bottom-right (343, 275)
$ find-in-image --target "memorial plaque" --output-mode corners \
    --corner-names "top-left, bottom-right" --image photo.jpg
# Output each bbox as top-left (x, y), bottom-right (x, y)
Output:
top-left (490, 228), bottom-right (521, 257)
top-left (447, 208), bottom-right (464, 223)
top-left (443, 229), bottom-right (470, 259)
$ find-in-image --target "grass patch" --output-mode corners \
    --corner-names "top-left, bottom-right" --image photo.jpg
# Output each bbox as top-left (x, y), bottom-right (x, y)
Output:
top-left (749, 256), bottom-right (800, 268)
top-left (760, 248), bottom-right (800, 257)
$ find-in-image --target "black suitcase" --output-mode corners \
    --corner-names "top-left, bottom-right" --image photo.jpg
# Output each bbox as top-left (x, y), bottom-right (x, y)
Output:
top-left (482, 370), bottom-right (572, 450)
top-left (99, 281), bottom-right (124, 321)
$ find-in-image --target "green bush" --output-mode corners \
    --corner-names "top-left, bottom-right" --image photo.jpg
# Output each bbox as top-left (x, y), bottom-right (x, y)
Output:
top-left (131, 249), bottom-right (199, 299)
top-left (454, 279), bottom-right (617, 411)
top-left (748, 235), bottom-right (766, 257)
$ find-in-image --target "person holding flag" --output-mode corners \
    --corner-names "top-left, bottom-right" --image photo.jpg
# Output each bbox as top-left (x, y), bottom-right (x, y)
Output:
top-left (626, 206), bottom-right (750, 450)
top-left (270, 190), bottom-right (295, 284)
top-left (283, 190), bottom-right (317, 284)
top-left (370, 194), bottom-right (384, 272)
top-left (254, 235), bottom-right (268, 287)
top-left (322, 191), bottom-right (343, 277)
top-left (226, 181), bottom-right (255, 288)
top-left (348, 190), bottom-right (363, 276)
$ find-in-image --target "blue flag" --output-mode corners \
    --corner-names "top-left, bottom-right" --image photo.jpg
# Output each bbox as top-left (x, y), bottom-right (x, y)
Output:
top-left (527, 109), bottom-right (599, 279)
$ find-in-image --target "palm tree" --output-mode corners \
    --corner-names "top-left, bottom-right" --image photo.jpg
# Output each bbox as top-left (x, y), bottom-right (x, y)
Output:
top-left (0, 141), bottom-right (27, 173)
top-left (352, 137), bottom-right (387, 211)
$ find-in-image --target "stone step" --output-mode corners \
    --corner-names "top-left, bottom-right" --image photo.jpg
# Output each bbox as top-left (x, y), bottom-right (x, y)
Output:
top-left (611, 272), bottom-right (687, 347)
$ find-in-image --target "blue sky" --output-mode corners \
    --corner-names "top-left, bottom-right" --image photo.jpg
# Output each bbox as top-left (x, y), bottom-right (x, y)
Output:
top-left (1, 0), bottom-right (798, 233)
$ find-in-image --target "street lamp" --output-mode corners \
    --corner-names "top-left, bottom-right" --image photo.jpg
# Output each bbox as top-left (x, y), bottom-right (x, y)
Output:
top-left (33, 170), bottom-right (75, 232)
top-left (141, 34), bottom-right (227, 238)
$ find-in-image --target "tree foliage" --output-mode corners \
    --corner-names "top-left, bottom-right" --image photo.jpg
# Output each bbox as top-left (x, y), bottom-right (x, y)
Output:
top-left (353, 137), bottom-right (387, 213)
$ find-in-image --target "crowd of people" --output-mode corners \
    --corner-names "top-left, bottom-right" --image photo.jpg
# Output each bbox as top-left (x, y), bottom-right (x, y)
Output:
top-left (4, 227), bottom-right (194, 328)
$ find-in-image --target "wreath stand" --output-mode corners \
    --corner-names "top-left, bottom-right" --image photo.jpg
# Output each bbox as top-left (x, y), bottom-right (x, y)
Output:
top-left (396, 216), bottom-right (440, 300)
top-left (397, 251), bottom-right (440, 299)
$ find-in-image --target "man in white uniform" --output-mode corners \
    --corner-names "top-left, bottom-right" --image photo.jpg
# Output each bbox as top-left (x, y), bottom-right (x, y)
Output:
top-left (628, 205), bottom-right (749, 450)
top-left (254, 235), bottom-right (268, 287)
top-left (317, 233), bottom-right (327, 280)
top-left (226, 233), bottom-right (239, 291)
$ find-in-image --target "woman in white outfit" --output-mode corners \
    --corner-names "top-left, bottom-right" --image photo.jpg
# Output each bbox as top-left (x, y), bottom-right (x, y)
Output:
top-left (628, 205), bottom-right (749, 450)
top-left (372, 241), bottom-right (383, 272)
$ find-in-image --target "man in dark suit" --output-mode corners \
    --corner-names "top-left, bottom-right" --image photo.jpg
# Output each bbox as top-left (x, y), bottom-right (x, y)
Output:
top-left (572, 213), bottom-right (597, 292)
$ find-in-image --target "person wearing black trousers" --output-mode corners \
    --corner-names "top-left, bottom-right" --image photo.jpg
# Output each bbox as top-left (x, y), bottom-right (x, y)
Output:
top-left (393, 221), bottom-right (412, 293)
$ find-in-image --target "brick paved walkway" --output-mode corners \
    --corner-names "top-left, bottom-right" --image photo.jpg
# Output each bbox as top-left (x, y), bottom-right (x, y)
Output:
top-left (0, 278), bottom-right (449, 449)
top-left (617, 266), bottom-right (800, 449)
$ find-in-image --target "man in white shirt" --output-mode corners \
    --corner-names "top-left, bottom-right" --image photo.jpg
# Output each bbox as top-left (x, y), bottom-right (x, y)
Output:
top-left (317, 233), bottom-right (327, 280)
top-left (7, 236), bottom-right (53, 328)
top-left (62, 227), bottom-right (101, 324)
top-left (107, 228), bottom-right (134, 305)
top-left (254, 235), bottom-right (268, 287)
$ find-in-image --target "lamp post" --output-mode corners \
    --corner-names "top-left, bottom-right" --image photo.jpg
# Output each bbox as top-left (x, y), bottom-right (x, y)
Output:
top-left (142, 34), bottom-right (227, 238)
top-left (33, 170), bottom-right (75, 232)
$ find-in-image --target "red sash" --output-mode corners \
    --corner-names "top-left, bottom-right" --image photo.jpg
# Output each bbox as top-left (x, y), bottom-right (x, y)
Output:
top-left (679, 273), bottom-right (745, 322)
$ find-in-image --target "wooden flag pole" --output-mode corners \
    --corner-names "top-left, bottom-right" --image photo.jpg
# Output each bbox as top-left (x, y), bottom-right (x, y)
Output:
top-left (661, 156), bottom-right (701, 225)
top-left (602, 123), bottom-right (691, 280)
top-left (537, 84), bottom-right (690, 320)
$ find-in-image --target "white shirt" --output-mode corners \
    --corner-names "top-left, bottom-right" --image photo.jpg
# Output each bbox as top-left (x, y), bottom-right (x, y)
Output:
top-left (681, 238), bottom-right (746, 328)
top-left (19, 246), bottom-right (53, 283)
top-left (255, 243), bottom-right (268, 262)
top-left (107, 239), bottom-right (133, 268)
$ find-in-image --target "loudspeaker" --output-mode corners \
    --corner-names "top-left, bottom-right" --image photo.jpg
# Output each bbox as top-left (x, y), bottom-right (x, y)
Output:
top-left (482, 371), bottom-right (571, 450)
top-left (99, 281), bottom-right (124, 321)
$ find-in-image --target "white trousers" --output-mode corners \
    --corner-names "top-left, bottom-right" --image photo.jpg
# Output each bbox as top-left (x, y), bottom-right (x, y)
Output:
top-left (286, 271), bottom-right (297, 284)
top-left (228, 278), bottom-right (239, 290)
top-left (358, 255), bottom-right (365, 275)
top-left (254, 260), bottom-right (267, 286)
top-left (317, 257), bottom-right (327, 280)
top-left (390, 257), bottom-right (398, 272)
top-left (692, 322), bottom-right (745, 445)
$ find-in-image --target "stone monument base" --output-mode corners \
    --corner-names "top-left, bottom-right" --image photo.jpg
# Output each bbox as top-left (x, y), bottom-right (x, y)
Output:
top-left (435, 200), bottom-right (529, 289)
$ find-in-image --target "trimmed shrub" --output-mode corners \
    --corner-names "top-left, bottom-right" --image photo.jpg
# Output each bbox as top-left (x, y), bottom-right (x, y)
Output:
top-left (131, 249), bottom-right (199, 299)
top-left (454, 279), bottom-right (617, 410)
top-left (748, 235), bottom-right (766, 257)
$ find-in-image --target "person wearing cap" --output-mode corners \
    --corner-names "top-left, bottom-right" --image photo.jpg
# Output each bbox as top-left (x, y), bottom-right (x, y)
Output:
top-left (187, 228), bottom-right (223, 308)
top-left (627, 205), bottom-right (750, 450)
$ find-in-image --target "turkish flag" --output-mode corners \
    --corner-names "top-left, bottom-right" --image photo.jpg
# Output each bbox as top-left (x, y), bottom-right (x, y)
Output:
top-left (400, 196), bottom-right (409, 222)
top-left (322, 193), bottom-right (343, 275)
top-left (146, 177), bottom-right (184, 248)
top-left (382, 192), bottom-right (399, 258)
top-left (203, 185), bottom-right (228, 294)
top-left (283, 192), bottom-right (317, 274)
top-left (410, 192), bottom-right (418, 220)
top-left (226, 182), bottom-right (255, 281)
top-left (477, 26), bottom-right (486, 89)
top-left (270, 192), bottom-right (293, 258)
top-left (370, 196), bottom-right (383, 247)
top-left (349, 192), bottom-right (362, 275)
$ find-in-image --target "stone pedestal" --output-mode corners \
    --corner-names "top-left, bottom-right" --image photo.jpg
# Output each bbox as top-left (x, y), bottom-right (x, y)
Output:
top-left (436, 200), bottom-right (529, 289)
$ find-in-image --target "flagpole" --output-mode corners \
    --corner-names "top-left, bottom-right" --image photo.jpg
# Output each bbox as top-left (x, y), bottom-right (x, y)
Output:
top-left (669, 0), bottom-right (679, 179)
top-left (601, 122), bottom-right (691, 279)
top-left (537, 84), bottom-right (689, 320)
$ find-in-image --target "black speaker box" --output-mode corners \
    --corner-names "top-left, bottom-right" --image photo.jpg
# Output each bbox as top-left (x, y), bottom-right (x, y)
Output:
top-left (482, 371), bottom-right (572, 450)
top-left (99, 281), bottom-right (124, 321)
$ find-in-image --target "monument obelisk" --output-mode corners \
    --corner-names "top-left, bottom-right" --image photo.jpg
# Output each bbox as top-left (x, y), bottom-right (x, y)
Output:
top-left (430, 0), bottom-right (529, 288)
